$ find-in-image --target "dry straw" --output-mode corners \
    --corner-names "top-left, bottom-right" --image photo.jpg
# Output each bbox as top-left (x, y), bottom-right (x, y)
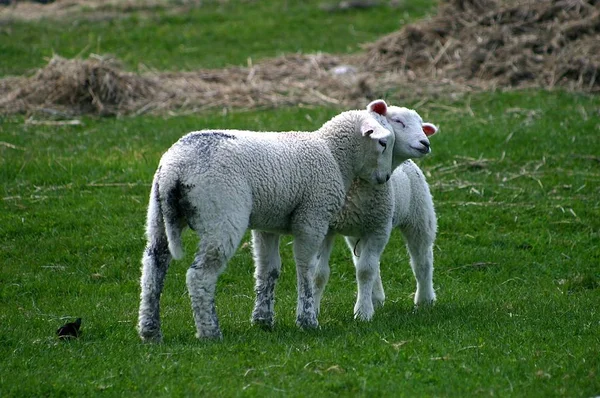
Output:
top-left (1, 0), bottom-right (598, 116)
top-left (361, 0), bottom-right (600, 91)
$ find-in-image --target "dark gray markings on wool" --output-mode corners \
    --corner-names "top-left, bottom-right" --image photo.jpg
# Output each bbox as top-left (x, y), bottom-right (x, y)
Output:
top-left (163, 178), bottom-right (197, 228)
top-left (145, 238), bottom-right (170, 288)
top-left (252, 268), bottom-right (280, 327)
top-left (296, 274), bottom-right (317, 329)
top-left (179, 131), bottom-right (236, 148)
top-left (178, 132), bottom-right (236, 174)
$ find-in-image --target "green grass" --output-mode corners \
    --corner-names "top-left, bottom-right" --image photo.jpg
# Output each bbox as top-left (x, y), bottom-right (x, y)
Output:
top-left (0, 0), bottom-right (435, 77)
top-left (1, 1), bottom-right (600, 396)
top-left (2, 91), bottom-right (599, 396)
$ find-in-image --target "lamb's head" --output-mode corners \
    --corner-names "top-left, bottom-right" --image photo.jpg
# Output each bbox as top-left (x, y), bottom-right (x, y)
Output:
top-left (367, 100), bottom-right (438, 168)
top-left (356, 109), bottom-right (395, 185)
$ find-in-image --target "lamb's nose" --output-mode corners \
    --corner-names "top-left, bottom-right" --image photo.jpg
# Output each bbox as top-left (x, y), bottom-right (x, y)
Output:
top-left (386, 174), bottom-right (391, 182)
top-left (420, 139), bottom-right (430, 150)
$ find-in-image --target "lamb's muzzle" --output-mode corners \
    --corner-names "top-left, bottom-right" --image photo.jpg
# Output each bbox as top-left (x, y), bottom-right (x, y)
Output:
top-left (413, 139), bottom-right (431, 154)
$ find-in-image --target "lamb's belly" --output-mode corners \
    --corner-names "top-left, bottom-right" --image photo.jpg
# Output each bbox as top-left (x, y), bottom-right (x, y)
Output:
top-left (248, 205), bottom-right (294, 234)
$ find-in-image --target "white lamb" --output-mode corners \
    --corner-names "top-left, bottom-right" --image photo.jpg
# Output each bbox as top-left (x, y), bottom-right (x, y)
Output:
top-left (316, 102), bottom-right (439, 319)
top-left (251, 100), bottom-right (438, 327)
top-left (315, 158), bottom-right (438, 319)
top-left (137, 106), bottom-right (395, 341)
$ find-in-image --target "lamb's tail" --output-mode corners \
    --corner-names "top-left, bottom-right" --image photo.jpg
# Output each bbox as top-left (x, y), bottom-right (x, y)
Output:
top-left (146, 171), bottom-right (185, 260)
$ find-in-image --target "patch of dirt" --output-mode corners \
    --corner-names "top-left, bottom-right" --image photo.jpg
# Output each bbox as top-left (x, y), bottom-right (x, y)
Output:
top-left (0, 0), bottom-right (598, 116)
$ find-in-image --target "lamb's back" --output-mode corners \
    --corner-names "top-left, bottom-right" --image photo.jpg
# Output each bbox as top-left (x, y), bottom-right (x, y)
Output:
top-left (160, 129), bottom-right (346, 233)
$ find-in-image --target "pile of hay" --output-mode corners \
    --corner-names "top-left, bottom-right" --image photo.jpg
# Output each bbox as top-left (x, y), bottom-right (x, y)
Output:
top-left (0, 55), bottom-right (160, 115)
top-left (0, 52), bottom-right (398, 115)
top-left (361, 0), bottom-right (600, 91)
top-left (0, 51), bottom-right (466, 116)
top-left (151, 53), bottom-right (365, 113)
top-left (1, 0), bottom-right (598, 116)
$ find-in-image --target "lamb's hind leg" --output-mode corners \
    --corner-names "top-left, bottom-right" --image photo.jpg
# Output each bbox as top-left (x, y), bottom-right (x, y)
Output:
top-left (187, 228), bottom-right (246, 339)
top-left (138, 236), bottom-right (172, 343)
top-left (401, 225), bottom-right (436, 305)
top-left (313, 233), bottom-right (336, 316)
top-left (251, 231), bottom-right (281, 329)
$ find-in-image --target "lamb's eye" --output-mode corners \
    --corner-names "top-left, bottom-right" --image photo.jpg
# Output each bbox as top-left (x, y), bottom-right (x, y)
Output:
top-left (393, 118), bottom-right (406, 128)
top-left (379, 138), bottom-right (387, 151)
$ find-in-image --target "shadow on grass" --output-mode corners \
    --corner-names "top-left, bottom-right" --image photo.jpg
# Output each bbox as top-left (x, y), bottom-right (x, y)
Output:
top-left (149, 298), bottom-right (500, 346)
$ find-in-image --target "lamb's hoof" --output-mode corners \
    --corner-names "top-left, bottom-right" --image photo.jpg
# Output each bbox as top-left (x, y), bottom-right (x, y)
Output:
top-left (138, 321), bottom-right (163, 343)
top-left (414, 296), bottom-right (436, 308)
top-left (139, 331), bottom-right (163, 344)
top-left (296, 315), bottom-right (319, 330)
top-left (353, 306), bottom-right (375, 322)
top-left (251, 316), bottom-right (275, 330)
top-left (196, 328), bottom-right (223, 340)
top-left (57, 318), bottom-right (82, 340)
top-left (251, 306), bottom-right (275, 330)
top-left (413, 303), bottom-right (436, 313)
top-left (372, 296), bottom-right (385, 309)
top-left (354, 313), bottom-right (374, 322)
top-left (414, 288), bottom-right (436, 305)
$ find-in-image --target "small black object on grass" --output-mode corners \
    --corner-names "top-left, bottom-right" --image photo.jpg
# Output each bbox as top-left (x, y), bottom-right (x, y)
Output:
top-left (57, 318), bottom-right (82, 339)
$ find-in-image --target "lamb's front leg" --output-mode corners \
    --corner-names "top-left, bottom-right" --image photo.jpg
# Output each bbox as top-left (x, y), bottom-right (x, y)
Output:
top-left (293, 233), bottom-right (323, 329)
top-left (251, 231), bottom-right (281, 329)
top-left (346, 236), bottom-right (385, 311)
top-left (371, 265), bottom-right (385, 308)
top-left (347, 234), bottom-right (388, 321)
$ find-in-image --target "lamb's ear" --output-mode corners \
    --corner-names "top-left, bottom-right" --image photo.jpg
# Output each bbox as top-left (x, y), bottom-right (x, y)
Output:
top-left (422, 122), bottom-right (438, 137)
top-left (360, 119), bottom-right (378, 137)
top-left (367, 99), bottom-right (388, 116)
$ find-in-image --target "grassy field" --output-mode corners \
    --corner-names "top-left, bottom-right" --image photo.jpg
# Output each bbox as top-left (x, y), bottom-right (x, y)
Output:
top-left (1, 1), bottom-right (599, 396)
top-left (0, 0), bottom-right (435, 76)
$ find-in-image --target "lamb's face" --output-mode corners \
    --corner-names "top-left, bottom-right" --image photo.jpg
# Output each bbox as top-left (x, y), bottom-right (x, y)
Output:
top-left (357, 113), bottom-right (395, 185)
top-left (367, 100), bottom-right (438, 168)
top-left (385, 106), bottom-right (438, 165)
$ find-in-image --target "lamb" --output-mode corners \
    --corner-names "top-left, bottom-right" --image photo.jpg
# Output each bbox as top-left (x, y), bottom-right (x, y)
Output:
top-left (314, 101), bottom-right (439, 320)
top-left (137, 106), bottom-right (395, 341)
top-left (314, 158), bottom-right (438, 320)
top-left (251, 100), bottom-right (438, 327)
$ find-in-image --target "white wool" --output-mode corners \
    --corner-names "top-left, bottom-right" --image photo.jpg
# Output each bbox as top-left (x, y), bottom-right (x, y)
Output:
top-left (251, 100), bottom-right (439, 324)
top-left (138, 108), bottom-right (395, 341)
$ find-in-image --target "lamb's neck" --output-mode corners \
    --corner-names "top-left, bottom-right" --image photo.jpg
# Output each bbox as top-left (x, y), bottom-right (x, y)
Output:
top-left (339, 165), bottom-right (356, 191)
top-left (317, 110), bottom-right (365, 190)
top-left (392, 157), bottom-right (409, 170)
top-left (324, 137), bottom-right (361, 191)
